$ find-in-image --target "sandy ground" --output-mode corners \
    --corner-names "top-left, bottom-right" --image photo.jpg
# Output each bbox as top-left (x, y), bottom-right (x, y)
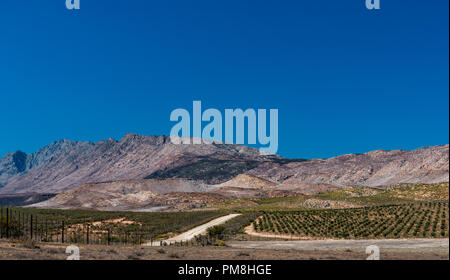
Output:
top-left (228, 239), bottom-right (449, 253)
top-left (144, 214), bottom-right (241, 245)
top-left (0, 239), bottom-right (447, 260)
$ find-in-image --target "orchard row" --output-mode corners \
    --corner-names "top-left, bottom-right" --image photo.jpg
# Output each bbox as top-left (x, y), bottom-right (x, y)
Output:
top-left (254, 202), bottom-right (449, 239)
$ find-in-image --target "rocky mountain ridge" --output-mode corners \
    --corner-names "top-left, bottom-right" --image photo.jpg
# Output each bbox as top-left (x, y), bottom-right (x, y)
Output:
top-left (0, 134), bottom-right (448, 199)
top-left (247, 144), bottom-right (449, 187)
top-left (0, 134), bottom-right (278, 194)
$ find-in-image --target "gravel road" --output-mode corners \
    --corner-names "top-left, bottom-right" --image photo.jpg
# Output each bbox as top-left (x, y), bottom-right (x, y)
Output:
top-left (228, 238), bottom-right (449, 252)
top-left (144, 213), bottom-right (241, 246)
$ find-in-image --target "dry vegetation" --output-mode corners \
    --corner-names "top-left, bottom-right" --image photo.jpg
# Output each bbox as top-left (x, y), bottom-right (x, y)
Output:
top-left (0, 239), bottom-right (447, 260)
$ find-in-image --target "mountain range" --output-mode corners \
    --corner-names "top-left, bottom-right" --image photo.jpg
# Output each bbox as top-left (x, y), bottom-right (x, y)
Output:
top-left (0, 134), bottom-right (448, 210)
top-left (0, 134), bottom-right (280, 194)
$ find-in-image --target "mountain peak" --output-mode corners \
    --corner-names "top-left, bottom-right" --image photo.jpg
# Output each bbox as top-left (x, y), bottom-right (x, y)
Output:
top-left (121, 133), bottom-right (140, 142)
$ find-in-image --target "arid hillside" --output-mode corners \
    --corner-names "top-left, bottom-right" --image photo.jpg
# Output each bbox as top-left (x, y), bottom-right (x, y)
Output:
top-left (0, 135), bottom-right (448, 207)
top-left (247, 144), bottom-right (449, 187)
top-left (30, 179), bottom-right (226, 211)
top-left (0, 134), bottom-right (279, 194)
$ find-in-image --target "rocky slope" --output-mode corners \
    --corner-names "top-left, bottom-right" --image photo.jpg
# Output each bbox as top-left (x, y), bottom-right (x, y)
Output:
top-left (215, 174), bottom-right (278, 189)
top-left (22, 140), bottom-right (449, 211)
top-left (30, 178), bottom-right (223, 211)
top-left (0, 151), bottom-right (27, 189)
top-left (0, 193), bottom-right (56, 207)
top-left (247, 144), bottom-right (449, 188)
top-left (0, 134), bottom-right (448, 210)
top-left (0, 134), bottom-right (278, 194)
top-left (29, 178), bottom-right (295, 211)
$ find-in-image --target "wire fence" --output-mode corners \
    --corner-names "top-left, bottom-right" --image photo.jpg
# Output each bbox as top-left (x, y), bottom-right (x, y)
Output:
top-left (0, 207), bottom-right (162, 245)
top-left (0, 207), bottom-right (240, 247)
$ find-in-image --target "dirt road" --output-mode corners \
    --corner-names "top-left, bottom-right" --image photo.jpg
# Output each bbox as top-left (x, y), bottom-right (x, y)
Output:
top-left (144, 213), bottom-right (241, 246)
top-left (228, 238), bottom-right (449, 253)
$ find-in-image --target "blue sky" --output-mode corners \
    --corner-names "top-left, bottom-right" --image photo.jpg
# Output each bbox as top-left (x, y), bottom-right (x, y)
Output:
top-left (0, 0), bottom-right (448, 159)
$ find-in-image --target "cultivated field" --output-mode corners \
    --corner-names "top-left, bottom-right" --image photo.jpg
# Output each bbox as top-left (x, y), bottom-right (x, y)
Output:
top-left (204, 182), bottom-right (449, 212)
top-left (1, 183), bottom-right (448, 260)
top-left (0, 208), bottom-right (228, 244)
top-left (252, 202), bottom-right (449, 239)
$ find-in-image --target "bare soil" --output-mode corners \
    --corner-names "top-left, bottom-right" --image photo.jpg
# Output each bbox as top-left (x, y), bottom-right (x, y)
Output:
top-left (0, 239), bottom-right (447, 260)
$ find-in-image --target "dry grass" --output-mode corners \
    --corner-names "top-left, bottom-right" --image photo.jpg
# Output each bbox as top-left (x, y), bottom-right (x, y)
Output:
top-left (0, 239), bottom-right (447, 260)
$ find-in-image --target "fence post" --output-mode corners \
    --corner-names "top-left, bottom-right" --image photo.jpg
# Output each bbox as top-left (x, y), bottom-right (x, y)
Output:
top-left (22, 213), bottom-right (25, 237)
top-left (35, 216), bottom-right (38, 241)
top-left (25, 214), bottom-right (28, 238)
top-left (61, 221), bottom-right (65, 243)
top-left (18, 211), bottom-right (21, 238)
top-left (86, 224), bottom-right (89, 244)
top-left (30, 214), bottom-right (34, 239)
top-left (107, 228), bottom-right (110, 245)
top-left (6, 208), bottom-right (9, 238)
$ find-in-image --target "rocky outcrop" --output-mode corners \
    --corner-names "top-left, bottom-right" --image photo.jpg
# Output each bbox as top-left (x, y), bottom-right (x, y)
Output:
top-left (248, 144), bottom-right (449, 188)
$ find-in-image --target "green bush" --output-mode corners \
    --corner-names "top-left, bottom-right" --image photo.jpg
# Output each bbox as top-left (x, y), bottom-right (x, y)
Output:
top-left (207, 225), bottom-right (225, 239)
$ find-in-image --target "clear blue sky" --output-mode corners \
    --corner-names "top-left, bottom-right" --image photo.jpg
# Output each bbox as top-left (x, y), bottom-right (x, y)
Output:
top-left (1, 0), bottom-right (448, 159)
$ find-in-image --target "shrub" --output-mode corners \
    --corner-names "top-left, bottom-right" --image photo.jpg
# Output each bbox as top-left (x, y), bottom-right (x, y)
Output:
top-left (207, 225), bottom-right (225, 239)
top-left (213, 241), bottom-right (226, 247)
